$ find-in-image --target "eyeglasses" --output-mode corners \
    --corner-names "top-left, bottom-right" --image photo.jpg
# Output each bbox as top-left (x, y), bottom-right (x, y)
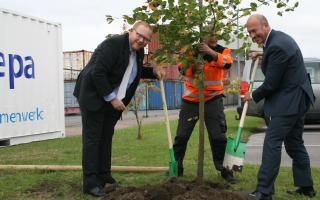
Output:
top-left (133, 29), bottom-right (151, 43)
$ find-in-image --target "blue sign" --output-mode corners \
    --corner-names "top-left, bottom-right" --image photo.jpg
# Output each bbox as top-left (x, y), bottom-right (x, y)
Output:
top-left (0, 51), bottom-right (35, 89)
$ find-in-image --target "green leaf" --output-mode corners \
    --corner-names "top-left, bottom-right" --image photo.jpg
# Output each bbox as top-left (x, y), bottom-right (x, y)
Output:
top-left (237, 32), bottom-right (244, 39)
top-left (276, 2), bottom-right (285, 8)
top-left (242, 9), bottom-right (251, 16)
top-left (125, 16), bottom-right (136, 25)
top-left (168, 0), bottom-right (174, 8)
top-left (105, 15), bottom-right (114, 24)
top-left (181, 59), bottom-right (189, 69)
top-left (161, 1), bottom-right (167, 8)
top-left (193, 79), bottom-right (200, 88)
top-left (250, 2), bottom-right (257, 11)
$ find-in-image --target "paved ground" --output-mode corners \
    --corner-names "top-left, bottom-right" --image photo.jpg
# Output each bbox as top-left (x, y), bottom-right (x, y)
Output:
top-left (65, 109), bottom-right (180, 137)
top-left (245, 125), bottom-right (320, 167)
top-left (65, 107), bottom-right (235, 136)
top-left (65, 109), bottom-right (320, 167)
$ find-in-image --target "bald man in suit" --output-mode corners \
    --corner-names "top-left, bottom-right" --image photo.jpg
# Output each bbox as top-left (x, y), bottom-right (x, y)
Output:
top-left (244, 14), bottom-right (316, 200)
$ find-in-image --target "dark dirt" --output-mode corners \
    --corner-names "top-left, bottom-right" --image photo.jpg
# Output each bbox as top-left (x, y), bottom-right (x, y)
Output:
top-left (25, 181), bottom-right (60, 198)
top-left (102, 178), bottom-right (247, 200)
top-left (25, 179), bottom-right (82, 199)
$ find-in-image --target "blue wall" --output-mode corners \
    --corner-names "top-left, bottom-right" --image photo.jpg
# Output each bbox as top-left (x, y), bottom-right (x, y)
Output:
top-left (147, 80), bottom-right (184, 110)
top-left (64, 81), bottom-right (79, 108)
top-left (64, 80), bottom-right (185, 111)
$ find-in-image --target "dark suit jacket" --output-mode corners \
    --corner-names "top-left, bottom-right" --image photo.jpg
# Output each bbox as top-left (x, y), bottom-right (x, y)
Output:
top-left (252, 30), bottom-right (315, 117)
top-left (73, 33), bottom-right (156, 111)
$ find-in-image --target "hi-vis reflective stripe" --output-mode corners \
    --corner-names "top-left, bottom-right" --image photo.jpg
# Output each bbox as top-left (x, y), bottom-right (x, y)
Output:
top-left (184, 85), bottom-right (196, 97)
top-left (204, 80), bottom-right (222, 86)
top-left (184, 77), bottom-right (222, 86)
top-left (184, 86), bottom-right (220, 98)
top-left (222, 55), bottom-right (228, 66)
top-left (184, 77), bottom-right (194, 82)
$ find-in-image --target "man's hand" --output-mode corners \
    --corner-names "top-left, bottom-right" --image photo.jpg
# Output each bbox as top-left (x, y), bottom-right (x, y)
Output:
top-left (198, 43), bottom-right (215, 56)
top-left (242, 92), bottom-right (252, 102)
top-left (111, 98), bottom-right (126, 111)
top-left (249, 51), bottom-right (263, 60)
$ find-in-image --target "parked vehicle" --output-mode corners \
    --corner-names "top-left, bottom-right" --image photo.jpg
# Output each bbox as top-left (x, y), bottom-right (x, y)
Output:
top-left (237, 58), bottom-right (320, 125)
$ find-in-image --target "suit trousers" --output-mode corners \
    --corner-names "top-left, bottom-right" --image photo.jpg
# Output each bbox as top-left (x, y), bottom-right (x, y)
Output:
top-left (173, 95), bottom-right (227, 171)
top-left (80, 104), bottom-right (121, 191)
top-left (256, 113), bottom-right (313, 195)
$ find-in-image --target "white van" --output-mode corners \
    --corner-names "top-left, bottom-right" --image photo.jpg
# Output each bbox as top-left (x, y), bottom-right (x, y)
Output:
top-left (237, 58), bottom-right (320, 125)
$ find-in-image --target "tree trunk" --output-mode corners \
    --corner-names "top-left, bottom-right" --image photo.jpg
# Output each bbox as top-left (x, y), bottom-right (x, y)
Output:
top-left (133, 107), bottom-right (144, 140)
top-left (137, 119), bottom-right (143, 139)
top-left (197, 80), bottom-right (205, 182)
top-left (196, 0), bottom-right (205, 183)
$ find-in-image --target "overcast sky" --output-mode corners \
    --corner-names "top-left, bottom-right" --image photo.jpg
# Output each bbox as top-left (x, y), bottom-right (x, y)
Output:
top-left (1, 0), bottom-right (319, 58)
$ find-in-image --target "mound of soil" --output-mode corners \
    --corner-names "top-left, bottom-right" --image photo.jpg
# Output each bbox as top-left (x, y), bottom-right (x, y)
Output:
top-left (102, 178), bottom-right (246, 200)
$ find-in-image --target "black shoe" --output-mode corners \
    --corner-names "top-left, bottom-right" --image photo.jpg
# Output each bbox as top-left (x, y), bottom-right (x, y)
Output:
top-left (221, 168), bottom-right (239, 184)
top-left (287, 186), bottom-right (316, 198)
top-left (84, 186), bottom-right (106, 197)
top-left (248, 191), bottom-right (272, 200)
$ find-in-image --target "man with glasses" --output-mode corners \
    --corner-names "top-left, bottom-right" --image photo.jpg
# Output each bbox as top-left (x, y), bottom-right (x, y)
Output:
top-left (74, 21), bottom-right (164, 197)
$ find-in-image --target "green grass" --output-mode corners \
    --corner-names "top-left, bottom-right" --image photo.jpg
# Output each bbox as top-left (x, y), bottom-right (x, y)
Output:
top-left (0, 110), bottom-right (318, 200)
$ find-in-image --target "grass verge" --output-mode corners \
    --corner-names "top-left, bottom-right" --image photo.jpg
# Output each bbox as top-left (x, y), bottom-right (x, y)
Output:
top-left (0, 110), bottom-right (318, 200)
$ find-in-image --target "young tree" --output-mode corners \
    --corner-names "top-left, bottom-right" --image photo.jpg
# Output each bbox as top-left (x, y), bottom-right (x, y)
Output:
top-left (107, 0), bottom-right (299, 180)
top-left (127, 81), bottom-right (160, 140)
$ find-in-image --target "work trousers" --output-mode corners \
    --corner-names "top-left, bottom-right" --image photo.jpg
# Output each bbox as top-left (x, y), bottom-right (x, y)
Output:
top-left (173, 95), bottom-right (227, 171)
top-left (80, 104), bottom-right (121, 191)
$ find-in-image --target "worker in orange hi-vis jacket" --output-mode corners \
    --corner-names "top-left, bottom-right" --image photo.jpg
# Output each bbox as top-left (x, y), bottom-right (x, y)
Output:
top-left (173, 33), bottom-right (237, 184)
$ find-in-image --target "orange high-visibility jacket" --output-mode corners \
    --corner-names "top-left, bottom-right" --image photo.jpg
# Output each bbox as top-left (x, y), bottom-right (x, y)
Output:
top-left (179, 44), bottom-right (233, 103)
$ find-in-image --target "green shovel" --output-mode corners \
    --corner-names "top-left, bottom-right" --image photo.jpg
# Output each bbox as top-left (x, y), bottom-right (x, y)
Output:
top-left (160, 79), bottom-right (178, 177)
top-left (223, 58), bottom-right (260, 172)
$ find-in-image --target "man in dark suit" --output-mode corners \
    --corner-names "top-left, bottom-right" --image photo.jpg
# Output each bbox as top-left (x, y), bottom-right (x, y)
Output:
top-left (73, 21), bottom-right (164, 197)
top-left (244, 14), bottom-right (316, 200)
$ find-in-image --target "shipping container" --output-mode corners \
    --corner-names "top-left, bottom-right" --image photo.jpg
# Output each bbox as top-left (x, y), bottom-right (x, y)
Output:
top-left (63, 50), bottom-right (93, 81)
top-left (0, 8), bottom-right (65, 146)
top-left (148, 80), bottom-right (184, 110)
top-left (64, 81), bottom-right (80, 114)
